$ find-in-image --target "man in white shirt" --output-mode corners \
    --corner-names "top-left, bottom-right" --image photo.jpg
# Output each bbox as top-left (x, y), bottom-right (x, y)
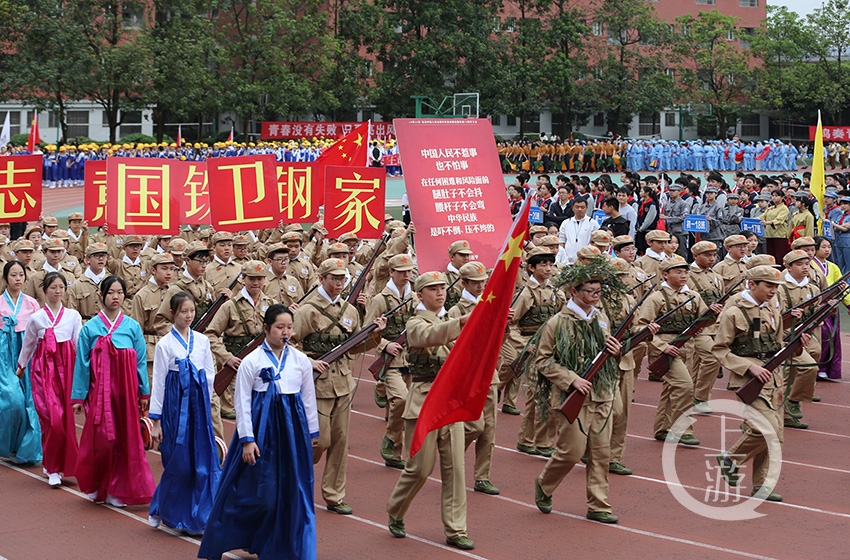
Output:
top-left (557, 197), bottom-right (599, 265)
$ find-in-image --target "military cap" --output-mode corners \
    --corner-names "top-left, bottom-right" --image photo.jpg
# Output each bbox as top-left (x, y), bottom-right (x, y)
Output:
top-left (660, 255), bottom-right (689, 272)
top-left (326, 242), bottom-right (350, 256)
top-left (13, 239), bottom-right (36, 252)
top-left (387, 220), bottom-right (406, 231)
top-left (388, 254), bottom-right (416, 271)
top-left (284, 223), bottom-right (304, 234)
top-left (211, 231), bottom-right (233, 244)
top-left (612, 235), bottom-right (635, 250)
top-left (414, 271), bottom-right (448, 291)
top-left (790, 237), bottom-right (816, 249)
top-left (529, 225), bottom-right (548, 236)
top-left (527, 246), bottom-right (553, 259)
top-left (745, 254), bottom-right (778, 269)
top-left (576, 245), bottom-right (602, 260)
top-left (691, 241), bottom-right (718, 255)
top-left (841, 197), bottom-right (850, 204)
top-left (747, 265), bottom-right (783, 284)
top-left (199, 228), bottom-right (212, 239)
top-left (24, 225), bottom-right (42, 238)
top-left (459, 261), bottom-right (488, 281)
top-left (317, 258), bottom-right (348, 276)
top-left (723, 234), bottom-right (749, 248)
top-left (168, 238), bottom-right (188, 255)
top-left (85, 242), bottom-right (109, 257)
top-left (448, 240), bottom-right (473, 255)
top-left (124, 234), bottom-right (146, 246)
top-left (241, 260), bottom-right (268, 277)
top-left (42, 238), bottom-right (65, 251)
top-left (536, 235), bottom-right (560, 247)
top-left (338, 232), bottom-right (359, 244)
top-left (783, 249), bottom-right (810, 267)
top-left (67, 212), bottom-right (84, 221)
top-left (265, 242), bottom-right (289, 259)
top-left (384, 213), bottom-right (394, 221)
top-left (232, 234), bottom-right (251, 246)
top-left (590, 230), bottom-right (613, 246)
top-left (704, 186), bottom-right (719, 194)
top-left (50, 229), bottom-right (70, 240)
top-left (281, 231), bottom-right (303, 244)
top-left (793, 191), bottom-right (809, 199)
top-left (42, 216), bottom-right (59, 226)
top-left (149, 253), bottom-right (175, 267)
top-left (611, 258), bottom-right (631, 274)
top-left (185, 241), bottom-right (211, 258)
top-left (754, 194), bottom-right (770, 202)
top-left (645, 230), bottom-right (671, 243)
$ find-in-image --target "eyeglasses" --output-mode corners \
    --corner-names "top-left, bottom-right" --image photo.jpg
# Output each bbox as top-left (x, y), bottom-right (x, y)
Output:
top-left (270, 258), bottom-right (289, 263)
top-left (326, 276), bottom-right (347, 283)
top-left (192, 257), bottom-right (211, 264)
top-left (579, 289), bottom-right (602, 297)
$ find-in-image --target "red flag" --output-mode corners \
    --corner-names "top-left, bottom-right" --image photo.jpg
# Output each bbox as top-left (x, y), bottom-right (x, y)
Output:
top-left (227, 126), bottom-right (234, 142)
top-left (313, 122), bottom-right (370, 206)
top-left (27, 117), bottom-right (40, 153)
top-left (409, 196), bottom-right (532, 457)
top-left (755, 145), bottom-right (770, 161)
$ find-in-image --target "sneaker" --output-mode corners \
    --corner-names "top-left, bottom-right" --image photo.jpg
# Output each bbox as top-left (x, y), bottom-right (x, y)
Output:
top-left (534, 478), bottom-right (552, 513)
top-left (818, 372), bottom-right (828, 380)
top-left (220, 410), bottom-right (236, 420)
top-left (784, 417), bottom-right (809, 429)
top-left (446, 536), bottom-right (475, 550)
top-left (501, 404), bottom-right (520, 415)
top-left (327, 502), bottom-right (353, 515)
top-left (535, 446), bottom-right (555, 457)
top-left (87, 491), bottom-right (99, 501)
top-left (647, 375), bottom-right (663, 382)
top-left (677, 434), bottom-right (701, 446)
top-left (380, 435), bottom-right (395, 461)
top-left (692, 400), bottom-right (713, 415)
top-left (751, 486), bottom-right (783, 502)
top-left (812, 396), bottom-right (822, 402)
top-left (586, 510), bottom-right (619, 524)
top-left (105, 495), bottom-right (127, 508)
top-left (716, 453), bottom-right (739, 487)
top-left (608, 462), bottom-right (633, 476)
top-left (785, 401), bottom-right (802, 419)
top-left (654, 431), bottom-right (669, 442)
top-left (580, 456), bottom-right (588, 464)
top-left (517, 443), bottom-right (540, 456)
top-left (384, 458), bottom-right (405, 470)
top-left (148, 515), bottom-right (161, 528)
top-left (474, 480), bottom-right (500, 495)
top-left (717, 370), bottom-right (724, 379)
top-left (388, 515), bottom-right (406, 538)
top-left (374, 387), bottom-right (387, 409)
top-left (47, 473), bottom-right (62, 488)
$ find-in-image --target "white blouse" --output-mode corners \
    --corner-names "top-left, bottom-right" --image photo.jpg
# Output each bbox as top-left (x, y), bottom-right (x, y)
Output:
top-left (18, 306), bottom-right (82, 369)
top-left (235, 343), bottom-right (319, 443)
top-left (149, 329), bottom-right (216, 418)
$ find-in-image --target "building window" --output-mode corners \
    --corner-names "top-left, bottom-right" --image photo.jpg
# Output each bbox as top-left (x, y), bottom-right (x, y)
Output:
top-left (120, 110), bottom-right (143, 137)
top-left (593, 21), bottom-right (604, 36)
top-left (122, 2), bottom-right (144, 29)
top-left (726, 29), bottom-right (735, 41)
top-left (682, 25), bottom-right (690, 37)
top-left (507, 115), bottom-right (518, 127)
top-left (739, 0), bottom-right (758, 6)
top-left (696, 0), bottom-right (715, 4)
top-left (666, 68), bottom-right (675, 79)
top-left (26, 111), bottom-right (34, 126)
top-left (739, 27), bottom-right (755, 50)
top-left (741, 115), bottom-right (760, 137)
top-left (66, 110), bottom-right (89, 139)
top-left (639, 113), bottom-right (660, 136)
top-left (0, 111), bottom-right (21, 135)
top-left (522, 114), bottom-right (540, 134)
top-left (594, 112), bottom-right (605, 127)
top-left (665, 112), bottom-right (677, 127)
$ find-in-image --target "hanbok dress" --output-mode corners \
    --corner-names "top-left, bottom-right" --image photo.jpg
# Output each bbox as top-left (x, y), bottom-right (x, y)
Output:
top-left (813, 258), bottom-right (848, 380)
top-left (18, 305), bottom-right (82, 475)
top-left (199, 342), bottom-right (319, 560)
top-left (149, 328), bottom-right (221, 533)
top-left (0, 290), bottom-right (42, 463)
top-left (71, 310), bottom-right (155, 504)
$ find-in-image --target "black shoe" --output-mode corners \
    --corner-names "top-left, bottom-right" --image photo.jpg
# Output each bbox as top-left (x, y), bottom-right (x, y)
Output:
top-left (473, 480), bottom-right (500, 495)
top-left (751, 486), bottom-right (783, 502)
top-left (502, 404), bottom-right (520, 415)
top-left (517, 443), bottom-right (540, 455)
top-left (716, 453), bottom-right (739, 487)
top-left (327, 502), bottom-right (353, 515)
top-left (384, 458), bottom-right (405, 469)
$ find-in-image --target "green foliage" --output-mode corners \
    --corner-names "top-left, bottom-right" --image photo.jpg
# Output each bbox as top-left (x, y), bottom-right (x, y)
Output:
top-left (118, 133), bottom-right (158, 144)
top-left (9, 133), bottom-right (28, 146)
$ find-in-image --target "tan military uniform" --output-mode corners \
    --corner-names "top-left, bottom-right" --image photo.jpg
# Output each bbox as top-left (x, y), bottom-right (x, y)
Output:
top-left (603, 292), bottom-right (636, 467)
top-left (131, 277), bottom-right (173, 385)
top-left (386, 307), bottom-right (468, 540)
top-left (287, 254), bottom-right (318, 293)
top-left (24, 264), bottom-right (69, 307)
top-left (776, 273), bottom-right (821, 414)
top-left (263, 270), bottom-right (304, 306)
top-left (65, 229), bottom-right (88, 262)
top-left (179, 226), bottom-right (203, 244)
top-left (712, 255), bottom-right (747, 294)
top-left (66, 270), bottom-right (103, 321)
top-left (687, 263), bottom-right (726, 402)
top-left (58, 253), bottom-right (83, 280)
top-left (107, 255), bottom-right (146, 314)
top-left (204, 256), bottom-right (241, 293)
top-left (634, 252), bottom-right (665, 283)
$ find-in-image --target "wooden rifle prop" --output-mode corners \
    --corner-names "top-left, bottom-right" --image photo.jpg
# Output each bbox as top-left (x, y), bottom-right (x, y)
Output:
top-left (347, 232), bottom-right (390, 305)
top-left (193, 274), bottom-right (242, 333)
top-left (313, 297), bottom-right (412, 381)
top-left (780, 270), bottom-right (850, 327)
top-left (736, 286), bottom-right (850, 405)
top-left (559, 292), bottom-right (690, 423)
top-left (627, 274), bottom-right (656, 294)
top-left (646, 277), bottom-right (746, 377)
top-left (213, 283), bottom-right (319, 396)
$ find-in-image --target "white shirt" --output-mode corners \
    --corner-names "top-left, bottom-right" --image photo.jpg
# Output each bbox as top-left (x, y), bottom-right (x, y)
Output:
top-left (566, 298), bottom-right (600, 322)
top-left (558, 216), bottom-right (600, 265)
top-left (84, 267), bottom-right (105, 284)
top-left (783, 271), bottom-right (809, 288)
top-left (461, 289), bottom-right (479, 304)
top-left (235, 344), bottom-right (319, 441)
top-left (660, 281), bottom-right (690, 293)
top-left (18, 306), bottom-right (82, 369)
top-left (149, 329), bottom-right (216, 417)
top-left (645, 248), bottom-right (667, 261)
top-left (386, 280), bottom-right (412, 299)
top-left (317, 285), bottom-right (341, 304)
top-left (122, 255), bottom-right (141, 266)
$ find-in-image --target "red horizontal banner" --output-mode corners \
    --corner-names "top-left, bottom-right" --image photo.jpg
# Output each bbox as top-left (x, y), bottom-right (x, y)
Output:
top-left (810, 126), bottom-right (850, 141)
top-left (261, 121), bottom-right (395, 140)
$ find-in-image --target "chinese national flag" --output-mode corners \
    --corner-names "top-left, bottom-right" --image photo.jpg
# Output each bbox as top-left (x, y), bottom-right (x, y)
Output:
top-left (324, 166), bottom-right (385, 238)
top-left (27, 117), bottom-right (40, 153)
top-left (313, 121), bottom-right (370, 206)
top-left (84, 160), bottom-right (107, 226)
top-left (409, 196), bottom-right (531, 457)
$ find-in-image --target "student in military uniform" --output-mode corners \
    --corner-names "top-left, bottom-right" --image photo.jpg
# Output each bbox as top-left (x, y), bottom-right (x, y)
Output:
top-left (713, 234), bottom-right (749, 294)
top-left (365, 254), bottom-right (417, 470)
top-left (532, 261), bottom-right (622, 524)
top-left (449, 261), bottom-right (501, 495)
top-left (326, 242), bottom-right (365, 303)
top-left (292, 258), bottom-right (386, 516)
top-left (281, 231), bottom-right (318, 292)
top-left (167, 238), bottom-right (188, 278)
top-left (444, 240), bottom-right (473, 310)
top-left (179, 224), bottom-right (204, 244)
top-left (687, 241), bottom-right (729, 413)
top-left (370, 221), bottom-right (415, 291)
top-left (141, 234), bottom-right (173, 264)
top-left (51, 230), bottom-right (83, 280)
top-left (230, 234), bottom-right (252, 266)
top-left (634, 230), bottom-right (670, 280)
top-left (205, 261), bottom-right (272, 420)
top-left (204, 231), bottom-right (241, 293)
top-left (262, 242), bottom-right (304, 307)
top-left (11, 239), bottom-right (39, 278)
top-left (386, 271), bottom-right (473, 550)
top-left (25, 238), bottom-right (72, 306)
top-left (715, 265), bottom-right (792, 502)
top-left (41, 216), bottom-right (59, 239)
top-left (791, 237), bottom-right (828, 290)
top-left (612, 235), bottom-right (651, 295)
top-left (513, 247), bottom-right (566, 456)
top-left (106, 234), bottom-right (147, 314)
top-left (65, 212), bottom-right (88, 261)
top-left (131, 252), bottom-right (175, 386)
top-left (635, 255), bottom-right (708, 445)
top-left (67, 243), bottom-right (108, 322)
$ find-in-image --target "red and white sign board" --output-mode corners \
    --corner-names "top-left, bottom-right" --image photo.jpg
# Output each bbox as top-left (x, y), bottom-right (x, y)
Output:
top-left (393, 118), bottom-right (512, 273)
top-left (810, 126), bottom-right (850, 141)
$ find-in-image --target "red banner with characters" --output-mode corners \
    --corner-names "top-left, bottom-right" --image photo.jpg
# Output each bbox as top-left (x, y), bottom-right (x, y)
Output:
top-left (324, 166), bottom-right (386, 239)
top-left (106, 158), bottom-right (178, 234)
top-left (393, 118), bottom-right (512, 273)
top-left (84, 160), bottom-right (107, 226)
top-left (276, 162), bottom-right (320, 223)
top-left (173, 161), bottom-right (211, 225)
top-left (0, 155), bottom-right (41, 222)
top-left (207, 155), bottom-right (278, 232)
top-left (261, 121), bottom-right (395, 140)
top-left (809, 126), bottom-right (850, 141)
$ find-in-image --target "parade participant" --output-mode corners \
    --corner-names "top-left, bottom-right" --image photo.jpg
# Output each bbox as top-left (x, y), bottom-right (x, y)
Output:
top-left (11, 239), bottom-right (38, 278)
top-left (634, 230), bottom-right (669, 280)
top-left (761, 190), bottom-right (790, 263)
top-left (67, 243), bottom-right (109, 322)
top-left (532, 260), bottom-right (622, 523)
top-left (65, 212), bottom-right (88, 262)
top-left (687, 242), bottom-right (728, 413)
top-left (326, 242), bottom-right (362, 301)
top-left (205, 261), bottom-right (272, 421)
top-left (17, 272), bottom-right (82, 486)
top-left (812, 236), bottom-right (847, 381)
top-left (790, 192), bottom-right (816, 241)
top-left (282, 231), bottom-right (318, 292)
top-left (0, 261), bottom-right (43, 465)
top-left (148, 292), bottom-right (220, 535)
top-left (791, 236), bottom-right (828, 290)
top-left (71, 276), bottom-right (155, 506)
top-left (715, 266), bottom-right (789, 502)
top-left (386, 271), bottom-right (473, 549)
top-left (141, 234), bottom-right (173, 263)
top-left (262, 243), bottom-right (303, 307)
top-left (636, 256), bottom-right (708, 445)
top-left (50, 230), bottom-right (83, 280)
top-left (557, 197), bottom-right (599, 264)
top-left (590, 229), bottom-right (614, 255)
top-left (365, 254), bottom-right (416, 470)
top-left (612, 235), bottom-right (649, 295)
top-left (199, 305), bottom-right (319, 560)
top-left (293, 258), bottom-right (386, 516)
top-left (444, 240), bottom-right (473, 310)
top-left (167, 238), bottom-right (188, 278)
top-left (24, 238), bottom-right (71, 307)
top-left (131, 253), bottom-right (175, 386)
top-left (106, 234), bottom-right (147, 314)
top-left (205, 232), bottom-right (241, 293)
top-left (448, 261), bottom-right (500, 494)
top-left (660, 182), bottom-right (689, 258)
top-left (713, 234), bottom-right (750, 294)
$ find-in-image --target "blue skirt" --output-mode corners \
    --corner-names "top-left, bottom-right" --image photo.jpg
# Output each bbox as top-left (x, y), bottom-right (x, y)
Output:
top-left (150, 367), bottom-right (221, 533)
top-left (0, 329), bottom-right (42, 463)
top-left (198, 390), bottom-right (315, 560)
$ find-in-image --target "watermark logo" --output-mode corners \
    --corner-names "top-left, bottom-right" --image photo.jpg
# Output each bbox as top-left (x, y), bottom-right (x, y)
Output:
top-left (661, 398), bottom-right (782, 521)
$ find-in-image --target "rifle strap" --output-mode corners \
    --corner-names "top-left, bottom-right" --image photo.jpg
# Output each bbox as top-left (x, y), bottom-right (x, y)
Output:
top-left (234, 297), bottom-right (260, 337)
top-left (306, 301), bottom-right (352, 334)
top-left (576, 394), bottom-right (615, 439)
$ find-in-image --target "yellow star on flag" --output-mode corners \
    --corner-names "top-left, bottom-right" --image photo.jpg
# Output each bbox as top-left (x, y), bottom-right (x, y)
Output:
top-left (354, 133), bottom-right (363, 147)
top-left (499, 232), bottom-right (524, 271)
top-left (485, 292), bottom-right (496, 303)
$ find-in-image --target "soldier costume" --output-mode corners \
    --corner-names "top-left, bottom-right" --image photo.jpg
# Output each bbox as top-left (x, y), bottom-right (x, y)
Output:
top-left (130, 252), bottom-right (175, 386)
top-left (66, 243), bottom-right (109, 322)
